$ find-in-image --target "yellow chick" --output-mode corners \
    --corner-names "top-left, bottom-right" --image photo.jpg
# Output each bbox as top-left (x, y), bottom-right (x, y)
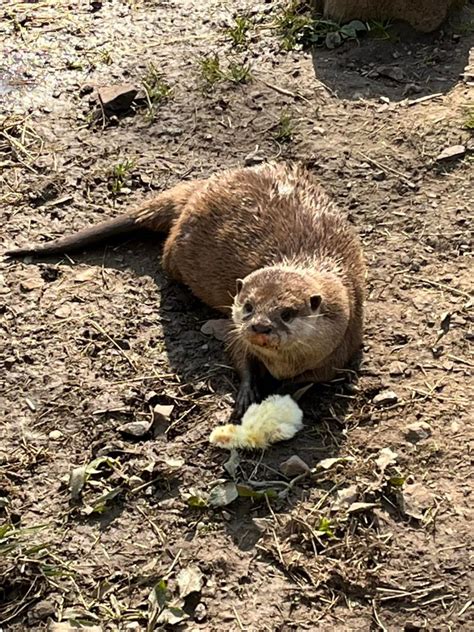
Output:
top-left (209, 394), bottom-right (303, 450)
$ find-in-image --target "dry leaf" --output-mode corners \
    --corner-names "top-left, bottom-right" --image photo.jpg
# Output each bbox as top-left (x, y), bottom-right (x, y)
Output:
top-left (347, 501), bottom-right (378, 513)
top-left (292, 383), bottom-right (314, 402)
top-left (157, 607), bottom-right (188, 626)
top-left (176, 565), bottom-right (204, 599)
top-left (223, 450), bottom-right (240, 478)
top-left (208, 482), bottom-right (238, 507)
top-left (200, 319), bottom-right (231, 341)
top-left (375, 447), bottom-right (398, 472)
top-left (400, 482), bottom-right (435, 520)
top-left (331, 485), bottom-right (358, 511)
top-left (74, 268), bottom-right (96, 282)
top-left (317, 456), bottom-right (354, 470)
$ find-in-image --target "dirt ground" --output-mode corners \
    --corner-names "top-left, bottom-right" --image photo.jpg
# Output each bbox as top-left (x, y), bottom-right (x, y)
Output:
top-left (1, 1), bottom-right (473, 630)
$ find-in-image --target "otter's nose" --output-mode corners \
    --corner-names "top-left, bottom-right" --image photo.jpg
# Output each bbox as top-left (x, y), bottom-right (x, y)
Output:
top-left (251, 323), bottom-right (272, 334)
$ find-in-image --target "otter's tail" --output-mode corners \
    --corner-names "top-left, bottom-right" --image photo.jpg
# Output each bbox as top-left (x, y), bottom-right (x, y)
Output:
top-left (5, 214), bottom-right (140, 257)
top-left (5, 179), bottom-right (201, 258)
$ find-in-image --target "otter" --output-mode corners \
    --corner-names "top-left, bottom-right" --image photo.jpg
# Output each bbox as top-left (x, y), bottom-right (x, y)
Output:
top-left (5, 162), bottom-right (365, 415)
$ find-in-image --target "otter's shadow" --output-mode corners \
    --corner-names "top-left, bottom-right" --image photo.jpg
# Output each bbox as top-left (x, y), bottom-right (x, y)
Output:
top-left (70, 236), bottom-right (360, 419)
top-left (311, 13), bottom-right (473, 101)
top-left (60, 234), bottom-right (236, 398)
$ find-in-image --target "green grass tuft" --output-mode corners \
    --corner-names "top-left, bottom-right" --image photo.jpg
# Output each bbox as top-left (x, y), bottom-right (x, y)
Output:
top-left (275, 0), bottom-right (315, 51)
top-left (110, 159), bottom-right (135, 195)
top-left (226, 61), bottom-right (252, 84)
top-left (198, 53), bottom-right (224, 87)
top-left (198, 54), bottom-right (252, 88)
top-left (227, 15), bottom-right (251, 47)
top-left (274, 111), bottom-right (295, 142)
top-left (463, 106), bottom-right (474, 131)
top-left (142, 63), bottom-right (173, 121)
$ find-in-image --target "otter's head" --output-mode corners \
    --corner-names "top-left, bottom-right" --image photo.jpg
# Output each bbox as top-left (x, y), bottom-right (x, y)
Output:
top-left (231, 267), bottom-right (350, 360)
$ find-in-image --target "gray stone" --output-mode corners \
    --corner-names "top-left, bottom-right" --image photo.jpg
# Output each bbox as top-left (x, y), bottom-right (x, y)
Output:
top-left (436, 145), bottom-right (466, 162)
top-left (28, 599), bottom-right (55, 621)
top-left (118, 421), bottom-right (151, 438)
top-left (280, 455), bottom-right (311, 477)
top-left (388, 361), bottom-right (408, 376)
top-left (373, 390), bottom-right (398, 406)
top-left (405, 421), bottom-right (432, 443)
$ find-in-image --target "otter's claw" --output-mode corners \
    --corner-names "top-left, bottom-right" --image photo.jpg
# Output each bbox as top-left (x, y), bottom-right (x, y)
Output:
top-left (234, 380), bottom-right (261, 419)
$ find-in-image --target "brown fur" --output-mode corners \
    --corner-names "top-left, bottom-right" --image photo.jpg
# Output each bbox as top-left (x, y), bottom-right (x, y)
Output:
top-left (6, 162), bottom-right (365, 413)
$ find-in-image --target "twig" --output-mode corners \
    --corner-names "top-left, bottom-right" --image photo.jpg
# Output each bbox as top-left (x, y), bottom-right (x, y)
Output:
top-left (89, 319), bottom-right (137, 370)
top-left (130, 476), bottom-right (161, 494)
top-left (232, 605), bottom-right (246, 631)
top-left (458, 600), bottom-right (472, 617)
top-left (372, 599), bottom-right (388, 632)
top-left (163, 548), bottom-right (182, 580)
top-left (257, 77), bottom-right (311, 104)
top-left (357, 151), bottom-right (416, 188)
top-left (407, 93), bottom-right (443, 106)
top-left (148, 34), bottom-right (211, 47)
top-left (446, 354), bottom-right (474, 368)
top-left (410, 277), bottom-right (471, 299)
top-left (136, 505), bottom-right (166, 545)
top-left (109, 374), bottom-right (177, 384)
top-left (97, 93), bottom-right (107, 130)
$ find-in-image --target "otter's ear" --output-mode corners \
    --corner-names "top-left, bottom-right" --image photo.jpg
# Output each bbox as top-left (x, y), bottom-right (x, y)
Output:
top-left (236, 279), bottom-right (243, 294)
top-left (310, 295), bottom-right (322, 311)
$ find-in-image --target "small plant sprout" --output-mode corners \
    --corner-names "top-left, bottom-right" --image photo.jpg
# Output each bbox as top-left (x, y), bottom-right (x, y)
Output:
top-left (198, 53), bottom-right (224, 87)
top-left (275, 0), bottom-right (315, 50)
top-left (110, 159), bottom-right (135, 195)
top-left (198, 54), bottom-right (252, 88)
top-left (98, 48), bottom-right (113, 65)
top-left (463, 106), bottom-right (474, 131)
top-left (226, 60), bottom-right (252, 84)
top-left (227, 15), bottom-right (251, 47)
top-left (274, 111), bottom-right (295, 143)
top-left (142, 63), bottom-right (172, 120)
top-left (316, 516), bottom-right (335, 538)
top-left (366, 19), bottom-right (393, 40)
top-left (275, 1), bottom-right (373, 50)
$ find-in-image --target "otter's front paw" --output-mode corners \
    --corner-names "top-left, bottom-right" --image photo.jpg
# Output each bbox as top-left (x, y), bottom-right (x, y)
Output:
top-left (233, 380), bottom-right (261, 419)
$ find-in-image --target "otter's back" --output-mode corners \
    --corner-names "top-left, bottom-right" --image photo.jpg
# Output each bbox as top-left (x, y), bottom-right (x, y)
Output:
top-left (162, 163), bottom-right (363, 312)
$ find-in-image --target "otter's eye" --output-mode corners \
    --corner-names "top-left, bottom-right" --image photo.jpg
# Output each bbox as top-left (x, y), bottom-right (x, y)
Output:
top-left (281, 308), bottom-right (296, 323)
top-left (243, 302), bottom-right (253, 315)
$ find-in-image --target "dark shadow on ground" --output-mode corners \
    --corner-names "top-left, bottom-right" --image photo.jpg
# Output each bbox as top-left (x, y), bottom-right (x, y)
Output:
top-left (311, 17), bottom-right (473, 101)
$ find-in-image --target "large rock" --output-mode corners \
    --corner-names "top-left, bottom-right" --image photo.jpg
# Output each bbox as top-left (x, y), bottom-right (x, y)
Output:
top-left (313, 0), bottom-right (464, 33)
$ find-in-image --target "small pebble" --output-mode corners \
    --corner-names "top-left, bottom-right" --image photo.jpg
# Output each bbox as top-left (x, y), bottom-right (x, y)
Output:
top-left (49, 430), bottom-right (63, 440)
top-left (405, 421), bottom-right (432, 443)
top-left (435, 145), bottom-right (466, 162)
top-left (194, 602), bottom-right (207, 622)
top-left (388, 361), bottom-right (408, 376)
top-left (118, 421), bottom-right (151, 438)
top-left (280, 455), bottom-right (311, 477)
top-left (373, 390), bottom-right (398, 406)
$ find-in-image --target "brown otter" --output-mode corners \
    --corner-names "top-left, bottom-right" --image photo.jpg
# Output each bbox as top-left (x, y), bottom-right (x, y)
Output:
top-left (6, 162), bottom-right (365, 415)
